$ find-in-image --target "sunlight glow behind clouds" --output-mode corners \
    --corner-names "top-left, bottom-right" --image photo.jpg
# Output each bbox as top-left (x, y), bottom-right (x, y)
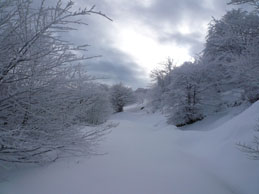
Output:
top-left (113, 23), bottom-right (194, 77)
top-left (178, 23), bottom-right (192, 35)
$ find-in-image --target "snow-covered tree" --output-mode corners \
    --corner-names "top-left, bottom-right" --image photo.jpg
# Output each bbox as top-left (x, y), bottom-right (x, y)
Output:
top-left (149, 59), bottom-right (206, 126)
top-left (203, 9), bottom-right (259, 103)
top-left (0, 0), bottom-right (112, 164)
top-left (110, 83), bottom-right (135, 112)
top-left (164, 62), bottom-right (204, 126)
top-left (149, 58), bottom-right (174, 112)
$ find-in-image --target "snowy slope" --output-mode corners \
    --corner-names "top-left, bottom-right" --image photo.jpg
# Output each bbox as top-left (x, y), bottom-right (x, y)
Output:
top-left (0, 102), bottom-right (259, 194)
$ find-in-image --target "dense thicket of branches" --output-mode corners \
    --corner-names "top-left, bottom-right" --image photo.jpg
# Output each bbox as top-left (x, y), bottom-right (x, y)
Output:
top-left (0, 0), bottom-right (112, 164)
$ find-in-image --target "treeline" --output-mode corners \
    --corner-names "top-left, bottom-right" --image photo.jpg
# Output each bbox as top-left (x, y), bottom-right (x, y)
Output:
top-left (0, 0), bottom-right (134, 164)
top-left (149, 0), bottom-right (259, 127)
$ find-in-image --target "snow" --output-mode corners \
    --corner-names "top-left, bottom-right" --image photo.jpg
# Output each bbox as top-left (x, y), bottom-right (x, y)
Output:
top-left (1, 102), bottom-right (259, 194)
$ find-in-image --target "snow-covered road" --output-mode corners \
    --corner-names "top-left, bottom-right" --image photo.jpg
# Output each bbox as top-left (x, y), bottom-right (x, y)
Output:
top-left (1, 104), bottom-right (259, 194)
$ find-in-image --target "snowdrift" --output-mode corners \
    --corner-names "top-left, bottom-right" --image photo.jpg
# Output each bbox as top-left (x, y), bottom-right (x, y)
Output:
top-left (187, 101), bottom-right (259, 194)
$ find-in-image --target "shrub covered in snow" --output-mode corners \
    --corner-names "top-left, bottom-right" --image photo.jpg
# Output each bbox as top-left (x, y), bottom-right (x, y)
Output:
top-left (110, 83), bottom-right (135, 112)
top-left (77, 84), bottom-right (112, 125)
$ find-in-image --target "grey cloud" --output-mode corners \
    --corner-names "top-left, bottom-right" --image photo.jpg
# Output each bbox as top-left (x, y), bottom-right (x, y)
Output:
top-left (85, 48), bottom-right (148, 88)
top-left (129, 0), bottom-right (228, 28)
top-left (159, 32), bottom-right (204, 55)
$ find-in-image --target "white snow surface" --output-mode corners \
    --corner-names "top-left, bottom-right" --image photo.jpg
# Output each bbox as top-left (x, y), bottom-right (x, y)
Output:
top-left (1, 102), bottom-right (259, 194)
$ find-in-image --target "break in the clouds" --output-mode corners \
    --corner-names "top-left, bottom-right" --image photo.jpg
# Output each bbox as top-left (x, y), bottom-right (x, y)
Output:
top-left (58, 0), bottom-right (234, 87)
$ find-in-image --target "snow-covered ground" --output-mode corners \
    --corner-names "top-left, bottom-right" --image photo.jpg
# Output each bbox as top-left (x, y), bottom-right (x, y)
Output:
top-left (1, 102), bottom-right (259, 194)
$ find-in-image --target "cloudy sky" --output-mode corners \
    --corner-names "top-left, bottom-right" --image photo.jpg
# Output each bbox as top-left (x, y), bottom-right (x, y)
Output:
top-left (64, 0), bottom-right (236, 88)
